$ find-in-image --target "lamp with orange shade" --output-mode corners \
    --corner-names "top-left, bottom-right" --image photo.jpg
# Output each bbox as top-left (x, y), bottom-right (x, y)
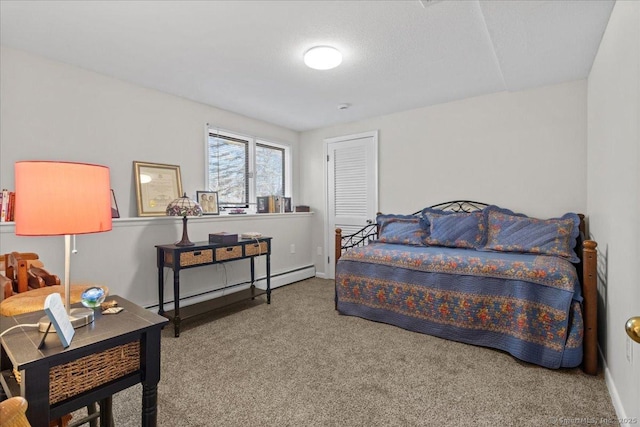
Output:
top-left (14, 161), bottom-right (112, 329)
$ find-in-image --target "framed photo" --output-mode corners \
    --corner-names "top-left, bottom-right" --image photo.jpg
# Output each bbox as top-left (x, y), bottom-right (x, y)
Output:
top-left (133, 161), bottom-right (183, 216)
top-left (110, 189), bottom-right (120, 218)
top-left (256, 196), bottom-right (270, 213)
top-left (283, 197), bottom-right (292, 213)
top-left (196, 191), bottom-right (219, 215)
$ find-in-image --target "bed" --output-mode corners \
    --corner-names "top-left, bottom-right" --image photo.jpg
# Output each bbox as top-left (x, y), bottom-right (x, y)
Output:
top-left (334, 201), bottom-right (598, 374)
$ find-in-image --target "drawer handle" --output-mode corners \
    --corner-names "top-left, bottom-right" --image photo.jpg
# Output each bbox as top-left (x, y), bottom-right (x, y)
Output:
top-left (253, 243), bottom-right (259, 247)
top-left (226, 247), bottom-right (234, 252)
top-left (194, 251), bottom-right (201, 256)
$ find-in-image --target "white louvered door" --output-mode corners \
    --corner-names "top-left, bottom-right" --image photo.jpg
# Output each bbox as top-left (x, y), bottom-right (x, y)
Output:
top-left (325, 131), bottom-right (378, 279)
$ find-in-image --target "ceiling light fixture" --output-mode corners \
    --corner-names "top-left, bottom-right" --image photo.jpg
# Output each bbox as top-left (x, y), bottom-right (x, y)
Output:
top-left (304, 46), bottom-right (342, 70)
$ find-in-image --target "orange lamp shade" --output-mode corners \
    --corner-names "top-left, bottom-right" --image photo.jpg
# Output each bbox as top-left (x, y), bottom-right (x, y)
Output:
top-left (14, 161), bottom-right (112, 236)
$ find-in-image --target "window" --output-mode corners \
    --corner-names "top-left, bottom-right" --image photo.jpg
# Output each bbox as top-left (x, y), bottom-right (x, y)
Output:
top-left (206, 127), bottom-right (290, 211)
top-left (207, 133), bottom-right (249, 206)
top-left (255, 143), bottom-right (284, 197)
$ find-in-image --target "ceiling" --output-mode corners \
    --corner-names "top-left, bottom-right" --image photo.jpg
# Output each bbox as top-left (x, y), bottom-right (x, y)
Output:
top-left (0, 0), bottom-right (615, 132)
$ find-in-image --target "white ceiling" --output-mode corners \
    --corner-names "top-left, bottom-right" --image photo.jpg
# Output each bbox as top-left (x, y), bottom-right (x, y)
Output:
top-left (0, 0), bottom-right (614, 132)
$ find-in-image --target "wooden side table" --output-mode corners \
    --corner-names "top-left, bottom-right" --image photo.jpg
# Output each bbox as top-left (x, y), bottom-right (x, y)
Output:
top-left (156, 237), bottom-right (272, 337)
top-left (0, 296), bottom-right (168, 427)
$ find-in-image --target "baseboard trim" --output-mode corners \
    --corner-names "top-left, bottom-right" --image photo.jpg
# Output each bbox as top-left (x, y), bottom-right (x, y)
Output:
top-left (152, 265), bottom-right (316, 311)
top-left (254, 266), bottom-right (316, 290)
top-left (600, 346), bottom-right (632, 424)
top-left (315, 272), bottom-right (327, 279)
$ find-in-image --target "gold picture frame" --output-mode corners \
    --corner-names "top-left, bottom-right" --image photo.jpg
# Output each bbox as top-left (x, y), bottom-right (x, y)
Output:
top-left (133, 161), bottom-right (183, 216)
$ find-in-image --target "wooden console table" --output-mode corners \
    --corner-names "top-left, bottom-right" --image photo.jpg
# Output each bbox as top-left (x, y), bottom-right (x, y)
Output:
top-left (156, 237), bottom-right (272, 337)
top-left (0, 296), bottom-right (168, 427)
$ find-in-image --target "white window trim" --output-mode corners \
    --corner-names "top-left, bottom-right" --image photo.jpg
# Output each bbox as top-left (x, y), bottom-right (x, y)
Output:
top-left (204, 124), bottom-right (292, 214)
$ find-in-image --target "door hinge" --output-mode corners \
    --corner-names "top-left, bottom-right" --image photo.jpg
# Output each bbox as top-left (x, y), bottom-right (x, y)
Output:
top-left (328, 256), bottom-right (330, 264)
top-left (327, 155), bottom-right (330, 162)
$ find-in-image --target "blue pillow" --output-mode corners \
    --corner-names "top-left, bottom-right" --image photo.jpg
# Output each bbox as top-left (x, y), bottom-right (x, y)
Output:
top-left (377, 214), bottom-right (427, 246)
top-left (424, 210), bottom-right (485, 249)
top-left (482, 205), bottom-right (580, 263)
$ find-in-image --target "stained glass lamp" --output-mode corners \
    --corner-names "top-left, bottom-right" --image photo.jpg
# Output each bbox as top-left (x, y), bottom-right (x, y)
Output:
top-left (166, 193), bottom-right (203, 246)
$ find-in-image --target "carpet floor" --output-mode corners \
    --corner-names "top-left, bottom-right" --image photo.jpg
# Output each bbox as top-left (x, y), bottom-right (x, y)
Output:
top-left (86, 278), bottom-right (616, 426)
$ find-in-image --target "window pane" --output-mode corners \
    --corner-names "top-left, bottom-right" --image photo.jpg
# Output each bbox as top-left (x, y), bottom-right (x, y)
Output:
top-left (207, 134), bottom-right (248, 205)
top-left (256, 143), bottom-right (284, 197)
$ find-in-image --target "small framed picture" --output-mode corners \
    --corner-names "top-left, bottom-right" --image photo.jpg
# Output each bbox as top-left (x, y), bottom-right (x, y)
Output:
top-left (283, 197), bottom-right (292, 213)
top-left (256, 196), bottom-right (270, 213)
top-left (110, 189), bottom-right (120, 218)
top-left (196, 191), bottom-right (219, 215)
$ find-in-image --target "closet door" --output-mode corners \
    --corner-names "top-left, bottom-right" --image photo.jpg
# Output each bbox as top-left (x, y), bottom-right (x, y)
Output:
top-left (325, 131), bottom-right (378, 279)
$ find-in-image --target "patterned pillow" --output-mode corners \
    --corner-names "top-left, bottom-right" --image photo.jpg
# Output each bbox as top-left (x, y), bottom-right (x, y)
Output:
top-left (424, 210), bottom-right (485, 249)
top-left (377, 214), bottom-right (427, 246)
top-left (483, 206), bottom-right (580, 262)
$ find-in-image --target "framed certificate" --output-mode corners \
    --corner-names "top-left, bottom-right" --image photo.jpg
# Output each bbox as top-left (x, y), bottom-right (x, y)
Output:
top-left (133, 161), bottom-right (183, 216)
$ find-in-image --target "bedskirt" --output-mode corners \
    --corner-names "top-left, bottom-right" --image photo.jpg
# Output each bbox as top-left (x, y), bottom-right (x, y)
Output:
top-left (335, 243), bottom-right (583, 369)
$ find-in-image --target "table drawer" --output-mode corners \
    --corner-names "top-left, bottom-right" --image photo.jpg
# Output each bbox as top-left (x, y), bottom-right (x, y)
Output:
top-left (245, 241), bottom-right (268, 256)
top-left (180, 249), bottom-right (213, 267)
top-left (216, 245), bottom-right (243, 261)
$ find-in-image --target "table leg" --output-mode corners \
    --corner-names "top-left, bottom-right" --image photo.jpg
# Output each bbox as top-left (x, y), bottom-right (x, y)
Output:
top-left (173, 268), bottom-right (181, 337)
top-left (23, 364), bottom-right (49, 427)
top-left (250, 257), bottom-right (255, 300)
top-left (141, 384), bottom-right (158, 427)
top-left (87, 402), bottom-right (98, 427)
top-left (142, 330), bottom-right (161, 426)
top-left (99, 396), bottom-right (113, 427)
top-left (266, 252), bottom-right (271, 304)
top-left (157, 249), bottom-right (165, 317)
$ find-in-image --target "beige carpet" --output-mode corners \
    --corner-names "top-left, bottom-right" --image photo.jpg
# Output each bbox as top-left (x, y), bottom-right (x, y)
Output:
top-left (88, 278), bottom-right (615, 426)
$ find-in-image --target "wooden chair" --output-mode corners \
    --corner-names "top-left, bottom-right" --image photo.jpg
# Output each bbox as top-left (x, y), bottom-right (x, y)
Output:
top-left (0, 274), bottom-right (11, 302)
top-left (0, 397), bottom-right (74, 427)
top-left (0, 396), bottom-right (31, 427)
top-left (0, 253), bottom-right (113, 427)
top-left (2, 252), bottom-right (60, 300)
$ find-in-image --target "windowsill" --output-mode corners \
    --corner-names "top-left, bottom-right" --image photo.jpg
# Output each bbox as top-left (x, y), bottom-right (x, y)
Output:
top-left (0, 211), bottom-right (314, 231)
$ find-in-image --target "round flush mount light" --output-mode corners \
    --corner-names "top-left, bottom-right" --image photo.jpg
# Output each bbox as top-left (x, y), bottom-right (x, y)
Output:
top-left (304, 46), bottom-right (342, 70)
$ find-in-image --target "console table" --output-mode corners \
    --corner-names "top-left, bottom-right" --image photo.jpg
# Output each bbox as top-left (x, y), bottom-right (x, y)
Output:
top-left (0, 296), bottom-right (168, 427)
top-left (156, 237), bottom-right (272, 337)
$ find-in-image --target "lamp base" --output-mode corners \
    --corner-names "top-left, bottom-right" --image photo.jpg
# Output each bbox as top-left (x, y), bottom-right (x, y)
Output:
top-left (38, 308), bottom-right (95, 332)
top-left (175, 216), bottom-right (194, 246)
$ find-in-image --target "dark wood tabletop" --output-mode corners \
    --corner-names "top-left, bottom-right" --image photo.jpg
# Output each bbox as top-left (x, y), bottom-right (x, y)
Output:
top-left (1, 296), bottom-right (166, 369)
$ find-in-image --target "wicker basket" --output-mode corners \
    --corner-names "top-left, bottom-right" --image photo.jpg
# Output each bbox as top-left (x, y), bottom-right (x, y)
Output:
top-left (215, 246), bottom-right (242, 261)
top-left (179, 249), bottom-right (213, 267)
top-left (245, 242), bottom-right (268, 256)
top-left (48, 340), bottom-right (140, 404)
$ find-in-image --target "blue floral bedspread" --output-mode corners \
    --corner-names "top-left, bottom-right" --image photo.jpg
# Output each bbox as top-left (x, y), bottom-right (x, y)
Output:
top-left (335, 243), bottom-right (583, 369)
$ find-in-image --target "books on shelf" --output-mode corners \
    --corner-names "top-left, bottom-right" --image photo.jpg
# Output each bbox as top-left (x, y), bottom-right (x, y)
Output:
top-left (0, 189), bottom-right (16, 222)
top-left (257, 195), bottom-right (291, 213)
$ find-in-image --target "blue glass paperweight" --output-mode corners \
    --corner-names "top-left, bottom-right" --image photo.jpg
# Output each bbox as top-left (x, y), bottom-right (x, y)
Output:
top-left (81, 287), bottom-right (106, 308)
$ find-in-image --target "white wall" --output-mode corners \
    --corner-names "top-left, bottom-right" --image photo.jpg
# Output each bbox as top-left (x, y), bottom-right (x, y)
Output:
top-left (299, 80), bottom-right (588, 276)
top-left (587, 0), bottom-right (640, 421)
top-left (0, 46), bottom-right (300, 209)
top-left (0, 46), bottom-right (315, 308)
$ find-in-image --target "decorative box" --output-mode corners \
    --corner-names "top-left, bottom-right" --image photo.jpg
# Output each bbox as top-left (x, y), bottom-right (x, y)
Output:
top-left (295, 205), bottom-right (310, 212)
top-left (209, 232), bottom-right (238, 244)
